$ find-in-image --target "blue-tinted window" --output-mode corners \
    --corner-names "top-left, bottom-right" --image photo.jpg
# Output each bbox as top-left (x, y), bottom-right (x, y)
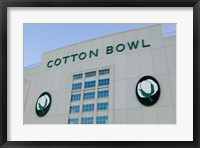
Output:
top-left (99, 69), bottom-right (110, 75)
top-left (83, 92), bottom-right (95, 100)
top-left (98, 78), bottom-right (109, 87)
top-left (68, 118), bottom-right (79, 124)
top-left (85, 71), bottom-right (96, 78)
top-left (98, 90), bottom-right (109, 98)
top-left (97, 102), bottom-right (108, 110)
top-left (82, 104), bottom-right (94, 112)
top-left (71, 94), bottom-right (81, 101)
top-left (84, 81), bottom-right (96, 88)
top-left (96, 116), bottom-right (108, 124)
top-left (70, 105), bottom-right (80, 113)
top-left (81, 117), bottom-right (94, 124)
top-left (72, 83), bottom-right (82, 90)
top-left (73, 74), bottom-right (83, 80)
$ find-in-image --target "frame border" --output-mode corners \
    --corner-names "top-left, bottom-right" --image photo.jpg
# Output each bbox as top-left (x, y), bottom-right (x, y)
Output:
top-left (1, 0), bottom-right (199, 147)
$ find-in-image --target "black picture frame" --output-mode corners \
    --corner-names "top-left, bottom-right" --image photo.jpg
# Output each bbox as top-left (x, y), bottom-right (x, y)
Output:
top-left (0, 0), bottom-right (199, 147)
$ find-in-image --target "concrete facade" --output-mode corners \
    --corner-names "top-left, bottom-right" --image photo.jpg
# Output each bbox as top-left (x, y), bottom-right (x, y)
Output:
top-left (24, 24), bottom-right (176, 124)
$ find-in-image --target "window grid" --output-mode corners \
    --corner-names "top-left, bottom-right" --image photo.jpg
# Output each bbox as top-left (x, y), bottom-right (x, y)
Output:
top-left (68, 118), bottom-right (79, 124)
top-left (98, 78), bottom-right (110, 87)
top-left (81, 117), bottom-right (94, 124)
top-left (70, 105), bottom-right (80, 113)
top-left (84, 80), bottom-right (96, 89)
top-left (85, 71), bottom-right (96, 78)
top-left (71, 69), bottom-right (110, 124)
top-left (97, 102), bottom-right (108, 110)
top-left (71, 94), bottom-right (81, 101)
top-left (82, 104), bottom-right (94, 112)
top-left (83, 92), bottom-right (95, 100)
top-left (96, 116), bottom-right (108, 124)
top-left (98, 90), bottom-right (109, 98)
top-left (72, 83), bottom-right (82, 90)
top-left (99, 69), bottom-right (110, 75)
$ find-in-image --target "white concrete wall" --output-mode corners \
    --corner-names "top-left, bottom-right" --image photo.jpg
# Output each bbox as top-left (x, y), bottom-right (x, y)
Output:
top-left (24, 24), bottom-right (176, 124)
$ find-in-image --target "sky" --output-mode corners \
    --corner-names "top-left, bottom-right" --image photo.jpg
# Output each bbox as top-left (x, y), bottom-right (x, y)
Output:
top-left (24, 23), bottom-right (176, 67)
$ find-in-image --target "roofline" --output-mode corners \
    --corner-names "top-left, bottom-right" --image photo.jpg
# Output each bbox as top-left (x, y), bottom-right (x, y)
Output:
top-left (42, 24), bottom-right (164, 55)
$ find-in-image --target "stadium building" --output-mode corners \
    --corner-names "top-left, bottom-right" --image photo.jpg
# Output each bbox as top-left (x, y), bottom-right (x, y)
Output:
top-left (23, 24), bottom-right (176, 124)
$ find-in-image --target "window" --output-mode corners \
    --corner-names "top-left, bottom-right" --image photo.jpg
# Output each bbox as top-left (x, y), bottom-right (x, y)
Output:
top-left (84, 80), bottom-right (96, 88)
top-left (73, 74), bottom-right (83, 80)
top-left (96, 116), bottom-right (108, 124)
top-left (82, 104), bottom-right (94, 112)
top-left (98, 78), bottom-right (109, 87)
top-left (98, 90), bottom-right (109, 98)
top-left (68, 118), bottom-right (79, 124)
top-left (97, 102), bottom-right (108, 110)
top-left (70, 105), bottom-right (80, 113)
top-left (71, 94), bottom-right (81, 101)
top-left (99, 69), bottom-right (110, 75)
top-left (83, 92), bottom-right (95, 100)
top-left (72, 83), bottom-right (82, 90)
top-left (85, 71), bottom-right (96, 78)
top-left (81, 117), bottom-right (94, 124)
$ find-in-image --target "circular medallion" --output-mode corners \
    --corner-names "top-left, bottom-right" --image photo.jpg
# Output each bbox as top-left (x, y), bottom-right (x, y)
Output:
top-left (35, 92), bottom-right (52, 117)
top-left (136, 76), bottom-right (160, 106)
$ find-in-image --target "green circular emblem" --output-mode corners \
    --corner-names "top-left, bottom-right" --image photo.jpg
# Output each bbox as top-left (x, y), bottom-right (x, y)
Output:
top-left (136, 76), bottom-right (160, 106)
top-left (35, 92), bottom-right (52, 117)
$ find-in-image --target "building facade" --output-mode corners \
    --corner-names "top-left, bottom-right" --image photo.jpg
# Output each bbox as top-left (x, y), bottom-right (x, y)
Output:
top-left (23, 24), bottom-right (176, 124)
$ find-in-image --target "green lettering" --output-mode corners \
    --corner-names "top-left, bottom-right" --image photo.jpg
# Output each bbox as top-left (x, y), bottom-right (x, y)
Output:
top-left (54, 58), bottom-right (61, 66)
top-left (106, 46), bottom-right (113, 54)
top-left (63, 56), bottom-right (70, 64)
top-left (142, 39), bottom-right (150, 48)
top-left (47, 60), bottom-right (53, 68)
top-left (89, 49), bottom-right (98, 58)
top-left (71, 54), bottom-right (78, 62)
top-left (127, 40), bottom-right (139, 49)
top-left (116, 44), bottom-right (125, 52)
top-left (79, 52), bottom-right (87, 60)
